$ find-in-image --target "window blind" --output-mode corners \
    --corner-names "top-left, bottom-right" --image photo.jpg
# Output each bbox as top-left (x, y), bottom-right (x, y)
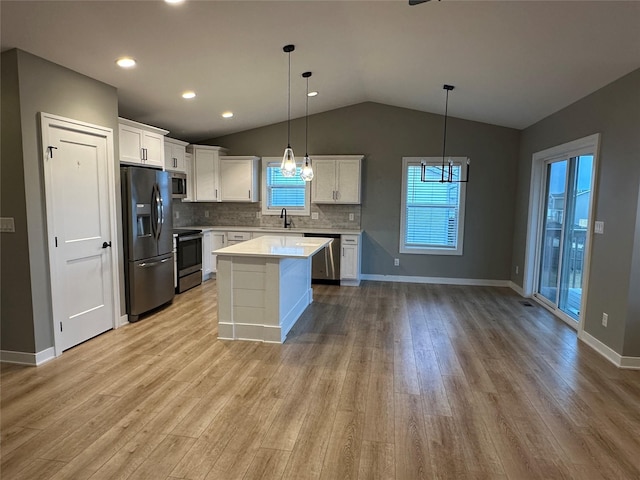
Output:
top-left (266, 165), bottom-right (306, 209)
top-left (405, 164), bottom-right (460, 249)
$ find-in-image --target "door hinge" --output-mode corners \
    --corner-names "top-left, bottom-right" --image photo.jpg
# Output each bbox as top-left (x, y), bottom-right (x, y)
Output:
top-left (60, 321), bottom-right (63, 332)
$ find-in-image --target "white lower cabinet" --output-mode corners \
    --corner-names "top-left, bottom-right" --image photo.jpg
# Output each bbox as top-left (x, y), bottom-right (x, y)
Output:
top-left (226, 231), bottom-right (252, 245)
top-left (341, 234), bottom-right (361, 285)
top-left (202, 230), bottom-right (213, 280)
top-left (210, 232), bottom-right (226, 274)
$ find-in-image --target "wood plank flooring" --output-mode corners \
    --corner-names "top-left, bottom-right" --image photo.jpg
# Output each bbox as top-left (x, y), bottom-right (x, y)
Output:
top-left (2, 280), bottom-right (639, 480)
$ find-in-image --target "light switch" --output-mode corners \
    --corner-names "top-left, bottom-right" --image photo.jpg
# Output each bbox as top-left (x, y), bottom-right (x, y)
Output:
top-left (311, 212), bottom-right (319, 220)
top-left (594, 221), bottom-right (604, 234)
top-left (0, 217), bottom-right (15, 233)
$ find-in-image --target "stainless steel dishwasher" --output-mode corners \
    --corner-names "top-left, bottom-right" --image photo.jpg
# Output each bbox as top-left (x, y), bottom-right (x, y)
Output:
top-left (304, 233), bottom-right (340, 284)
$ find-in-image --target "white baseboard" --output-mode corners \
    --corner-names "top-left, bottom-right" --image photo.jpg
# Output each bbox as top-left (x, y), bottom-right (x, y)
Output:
top-left (509, 281), bottom-right (526, 297)
top-left (1, 347), bottom-right (55, 366)
top-left (119, 314), bottom-right (129, 327)
top-left (360, 274), bottom-right (510, 287)
top-left (580, 331), bottom-right (640, 369)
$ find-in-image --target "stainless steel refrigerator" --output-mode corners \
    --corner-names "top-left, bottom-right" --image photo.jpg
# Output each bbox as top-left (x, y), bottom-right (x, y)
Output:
top-left (121, 166), bottom-right (174, 322)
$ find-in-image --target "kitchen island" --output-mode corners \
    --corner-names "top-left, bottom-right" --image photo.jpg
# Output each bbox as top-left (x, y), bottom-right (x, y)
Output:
top-left (214, 235), bottom-right (333, 343)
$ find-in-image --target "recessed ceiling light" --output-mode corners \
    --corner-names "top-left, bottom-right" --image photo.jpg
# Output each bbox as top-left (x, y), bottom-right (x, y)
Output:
top-left (182, 91), bottom-right (196, 99)
top-left (308, 91), bottom-right (318, 97)
top-left (116, 57), bottom-right (136, 68)
top-left (222, 112), bottom-right (234, 118)
top-left (165, 0), bottom-right (185, 4)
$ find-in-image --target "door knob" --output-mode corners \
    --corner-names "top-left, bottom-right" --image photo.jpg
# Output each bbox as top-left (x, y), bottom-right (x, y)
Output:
top-left (102, 241), bottom-right (112, 249)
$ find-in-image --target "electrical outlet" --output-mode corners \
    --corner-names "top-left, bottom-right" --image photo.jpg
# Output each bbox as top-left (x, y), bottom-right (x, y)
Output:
top-left (205, 210), bottom-right (209, 218)
top-left (256, 211), bottom-right (261, 219)
top-left (311, 212), bottom-right (319, 220)
top-left (602, 312), bottom-right (608, 327)
top-left (594, 221), bottom-right (604, 234)
top-left (349, 213), bottom-right (354, 221)
top-left (394, 258), bottom-right (400, 267)
top-left (0, 217), bottom-right (15, 233)
top-left (174, 211), bottom-right (179, 219)
top-left (515, 265), bottom-right (519, 275)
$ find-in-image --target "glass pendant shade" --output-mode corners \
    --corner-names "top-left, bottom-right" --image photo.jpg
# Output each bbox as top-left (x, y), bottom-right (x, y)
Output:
top-left (300, 155), bottom-right (314, 181)
top-left (281, 146), bottom-right (296, 177)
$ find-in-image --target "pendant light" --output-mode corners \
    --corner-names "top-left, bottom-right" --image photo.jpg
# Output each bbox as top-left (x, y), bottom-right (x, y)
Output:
top-left (421, 84), bottom-right (470, 183)
top-left (281, 44), bottom-right (297, 177)
top-left (300, 71), bottom-right (314, 182)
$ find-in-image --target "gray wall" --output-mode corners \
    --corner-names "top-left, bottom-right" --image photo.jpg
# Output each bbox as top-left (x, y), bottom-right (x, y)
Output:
top-left (1, 50), bottom-right (35, 352)
top-left (208, 102), bottom-right (520, 281)
top-left (0, 49), bottom-right (119, 354)
top-left (512, 68), bottom-right (640, 356)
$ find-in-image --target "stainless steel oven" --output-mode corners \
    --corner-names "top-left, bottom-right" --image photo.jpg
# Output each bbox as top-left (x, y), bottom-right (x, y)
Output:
top-left (174, 229), bottom-right (202, 293)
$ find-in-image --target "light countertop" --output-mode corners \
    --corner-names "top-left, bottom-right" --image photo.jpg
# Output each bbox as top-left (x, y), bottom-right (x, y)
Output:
top-left (175, 225), bottom-right (362, 235)
top-left (214, 235), bottom-right (333, 258)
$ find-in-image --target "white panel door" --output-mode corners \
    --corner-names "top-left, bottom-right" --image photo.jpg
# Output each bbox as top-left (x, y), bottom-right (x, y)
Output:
top-left (45, 121), bottom-right (115, 351)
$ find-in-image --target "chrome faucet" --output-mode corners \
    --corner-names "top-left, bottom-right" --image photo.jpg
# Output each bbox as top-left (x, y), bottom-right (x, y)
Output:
top-left (280, 208), bottom-right (291, 228)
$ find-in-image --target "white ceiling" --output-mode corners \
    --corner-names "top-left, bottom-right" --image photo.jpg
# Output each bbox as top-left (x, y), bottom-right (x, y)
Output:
top-left (2, 1), bottom-right (639, 143)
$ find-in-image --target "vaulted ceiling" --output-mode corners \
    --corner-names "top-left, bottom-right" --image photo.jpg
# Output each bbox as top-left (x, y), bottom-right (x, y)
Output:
top-left (2, 1), bottom-right (639, 142)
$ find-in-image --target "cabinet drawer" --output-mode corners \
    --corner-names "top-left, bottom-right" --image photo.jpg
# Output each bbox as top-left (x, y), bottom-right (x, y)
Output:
top-left (227, 231), bottom-right (252, 242)
top-left (341, 235), bottom-right (359, 245)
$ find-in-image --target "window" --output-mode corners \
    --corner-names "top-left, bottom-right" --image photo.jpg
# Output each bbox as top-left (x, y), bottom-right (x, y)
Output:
top-left (400, 157), bottom-right (467, 255)
top-left (261, 157), bottom-right (310, 215)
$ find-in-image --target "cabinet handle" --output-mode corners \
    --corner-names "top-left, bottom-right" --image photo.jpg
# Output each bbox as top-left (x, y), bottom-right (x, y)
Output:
top-left (215, 188), bottom-right (218, 199)
top-left (248, 190), bottom-right (251, 198)
top-left (141, 147), bottom-right (144, 161)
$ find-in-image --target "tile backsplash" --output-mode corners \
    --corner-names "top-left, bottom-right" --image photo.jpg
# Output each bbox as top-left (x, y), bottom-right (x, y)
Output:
top-left (172, 201), bottom-right (361, 230)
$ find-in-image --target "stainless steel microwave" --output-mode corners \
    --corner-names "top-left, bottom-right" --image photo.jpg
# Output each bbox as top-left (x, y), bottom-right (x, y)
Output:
top-left (170, 172), bottom-right (187, 199)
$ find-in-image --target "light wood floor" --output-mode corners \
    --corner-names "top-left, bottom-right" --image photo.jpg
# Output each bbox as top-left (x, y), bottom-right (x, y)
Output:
top-left (2, 281), bottom-right (639, 480)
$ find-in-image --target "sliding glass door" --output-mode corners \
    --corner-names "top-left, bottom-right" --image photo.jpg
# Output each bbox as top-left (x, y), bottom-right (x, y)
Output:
top-left (536, 155), bottom-right (593, 321)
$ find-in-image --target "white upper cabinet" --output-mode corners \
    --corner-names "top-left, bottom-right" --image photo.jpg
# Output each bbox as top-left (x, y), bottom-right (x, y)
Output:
top-left (183, 152), bottom-right (194, 202)
top-left (164, 137), bottom-right (188, 172)
top-left (219, 156), bottom-right (260, 202)
top-left (187, 144), bottom-right (228, 202)
top-left (118, 118), bottom-right (168, 168)
top-left (311, 155), bottom-right (363, 204)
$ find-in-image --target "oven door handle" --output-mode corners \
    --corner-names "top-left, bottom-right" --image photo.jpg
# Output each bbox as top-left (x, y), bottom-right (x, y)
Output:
top-left (178, 234), bottom-right (202, 242)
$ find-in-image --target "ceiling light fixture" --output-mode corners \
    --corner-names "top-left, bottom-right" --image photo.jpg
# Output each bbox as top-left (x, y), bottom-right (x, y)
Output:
top-left (307, 91), bottom-right (318, 97)
top-left (280, 44), bottom-right (296, 177)
top-left (165, 0), bottom-right (185, 4)
top-left (421, 84), bottom-right (470, 183)
top-left (182, 91), bottom-right (196, 99)
top-left (300, 71), bottom-right (314, 182)
top-left (222, 111), bottom-right (234, 118)
top-left (116, 57), bottom-right (136, 68)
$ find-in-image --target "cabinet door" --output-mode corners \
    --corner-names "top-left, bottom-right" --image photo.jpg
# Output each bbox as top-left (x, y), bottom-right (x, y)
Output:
top-left (336, 159), bottom-right (361, 203)
top-left (142, 131), bottom-right (164, 168)
top-left (165, 143), bottom-right (186, 172)
top-left (202, 231), bottom-right (213, 278)
top-left (119, 124), bottom-right (143, 164)
top-left (194, 149), bottom-right (219, 201)
top-left (311, 160), bottom-right (337, 203)
top-left (173, 145), bottom-right (186, 172)
top-left (341, 245), bottom-right (358, 279)
top-left (219, 159), bottom-right (253, 202)
top-left (210, 232), bottom-right (226, 273)
top-left (183, 153), bottom-right (194, 201)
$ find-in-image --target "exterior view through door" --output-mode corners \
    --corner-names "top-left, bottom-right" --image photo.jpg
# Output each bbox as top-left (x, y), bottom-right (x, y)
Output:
top-left (536, 154), bottom-right (594, 322)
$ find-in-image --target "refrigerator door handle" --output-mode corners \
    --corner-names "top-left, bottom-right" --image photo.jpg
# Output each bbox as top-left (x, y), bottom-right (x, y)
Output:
top-left (157, 185), bottom-right (164, 238)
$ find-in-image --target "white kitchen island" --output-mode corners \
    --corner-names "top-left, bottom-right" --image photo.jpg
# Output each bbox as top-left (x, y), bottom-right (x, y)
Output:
top-left (214, 235), bottom-right (333, 343)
